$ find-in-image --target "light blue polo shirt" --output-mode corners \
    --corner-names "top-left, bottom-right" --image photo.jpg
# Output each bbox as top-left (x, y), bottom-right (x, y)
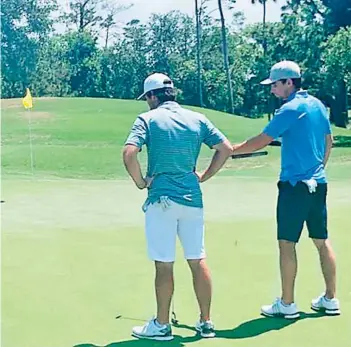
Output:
top-left (263, 91), bottom-right (332, 185)
top-left (125, 101), bottom-right (227, 208)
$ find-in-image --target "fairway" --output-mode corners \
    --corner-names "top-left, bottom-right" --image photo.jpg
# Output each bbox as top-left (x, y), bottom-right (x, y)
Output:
top-left (1, 98), bottom-right (351, 347)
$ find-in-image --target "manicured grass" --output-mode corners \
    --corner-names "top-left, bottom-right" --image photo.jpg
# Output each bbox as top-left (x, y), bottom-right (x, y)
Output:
top-left (1, 98), bottom-right (350, 347)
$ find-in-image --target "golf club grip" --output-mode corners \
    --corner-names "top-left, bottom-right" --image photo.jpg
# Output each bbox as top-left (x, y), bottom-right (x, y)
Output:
top-left (231, 151), bottom-right (268, 159)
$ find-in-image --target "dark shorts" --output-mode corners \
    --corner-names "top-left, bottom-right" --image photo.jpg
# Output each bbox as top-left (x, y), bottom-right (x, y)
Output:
top-left (277, 181), bottom-right (328, 243)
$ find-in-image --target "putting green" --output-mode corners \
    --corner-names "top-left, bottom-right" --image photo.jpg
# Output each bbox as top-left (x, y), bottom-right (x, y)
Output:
top-left (2, 177), bottom-right (350, 347)
top-left (1, 98), bottom-right (350, 347)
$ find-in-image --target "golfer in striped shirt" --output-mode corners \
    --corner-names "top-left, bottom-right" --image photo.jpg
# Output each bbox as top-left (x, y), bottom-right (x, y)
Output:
top-left (123, 73), bottom-right (232, 340)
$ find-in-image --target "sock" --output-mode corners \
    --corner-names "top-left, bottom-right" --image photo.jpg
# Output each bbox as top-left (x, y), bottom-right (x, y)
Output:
top-left (154, 319), bottom-right (166, 328)
top-left (324, 295), bottom-right (332, 301)
top-left (200, 314), bottom-right (210, 323)
top-left (281, 300), bottom-right (292, 307)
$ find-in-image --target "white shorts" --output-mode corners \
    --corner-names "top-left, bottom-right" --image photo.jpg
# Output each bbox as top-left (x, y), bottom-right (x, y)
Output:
top-left (145, 200), bottom-right (205, 262)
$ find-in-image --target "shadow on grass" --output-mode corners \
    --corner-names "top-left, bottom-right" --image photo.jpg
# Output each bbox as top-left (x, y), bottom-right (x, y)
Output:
top-left (73, 335), bottom-right (192, 347)
top-left (333, 135), bottom-right (351, 148)
top-left (175, 312), bottom-right (324, 340)
top-left (74, 312), bottom-right (325, 347)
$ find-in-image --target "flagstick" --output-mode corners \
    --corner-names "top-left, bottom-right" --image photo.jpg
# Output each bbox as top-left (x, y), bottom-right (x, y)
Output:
top-left (27, 108), bottom-right (35, 176)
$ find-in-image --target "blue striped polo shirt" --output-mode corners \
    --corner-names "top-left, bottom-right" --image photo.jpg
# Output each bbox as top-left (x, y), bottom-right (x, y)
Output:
top-left (125, 101), bottom-right (227, 208)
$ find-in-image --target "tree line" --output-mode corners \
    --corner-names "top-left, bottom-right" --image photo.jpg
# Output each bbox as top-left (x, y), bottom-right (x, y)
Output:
top-left (1, 0), bottom-right (350, 127)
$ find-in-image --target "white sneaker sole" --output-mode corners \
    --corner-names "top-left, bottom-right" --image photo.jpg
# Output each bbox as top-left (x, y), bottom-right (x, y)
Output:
top-left (195, 326), bottom-right (216, 338)
top-left (311, 305), bottom-right (341, 316)
top-left (132, 332), bottom-right (174, 341)
top-left (261, 310), bottom-right (300, 319)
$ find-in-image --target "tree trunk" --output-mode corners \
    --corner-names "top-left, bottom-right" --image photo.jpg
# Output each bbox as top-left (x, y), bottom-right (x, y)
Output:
top-left (327, 78), bottom-right (349, 128)
top-left (105, 26), bottom-right (110, 49)
top-left (218, 0), bottom-right (235, 114)
top-left (79, 4), bottom-right (84, 31)
top-left (195, 0), bottom-right (203, 107)
top-left (333, 78), bottom-right (349, 128)
top-left (263, 0), bottom-right (267, 55)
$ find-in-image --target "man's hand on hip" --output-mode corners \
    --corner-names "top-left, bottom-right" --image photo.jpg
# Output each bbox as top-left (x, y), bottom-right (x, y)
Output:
top-left (136, 179), bottom-right (147, 190)
top-left (195, 171), bottom-right (205, 183)
top-left (136, 176), bottom-right (154, 190)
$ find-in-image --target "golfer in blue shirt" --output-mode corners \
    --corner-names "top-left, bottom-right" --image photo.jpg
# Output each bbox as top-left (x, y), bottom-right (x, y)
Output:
top-left (232, 61), bottom-right (340, 318)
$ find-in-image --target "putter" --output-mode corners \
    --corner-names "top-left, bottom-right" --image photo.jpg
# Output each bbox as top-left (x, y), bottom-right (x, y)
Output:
top-left (115, 315), bottom-right (147, 322)
top-left (231, 151), bottom-right (268, 159)
top-left (171, 299), bottom-right (179, 325)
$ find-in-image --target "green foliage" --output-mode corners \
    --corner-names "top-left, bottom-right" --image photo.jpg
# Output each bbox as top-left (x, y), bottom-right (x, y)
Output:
top-left (33, 35), bottom-right (72, 96)
top-left (0, 0), bottom-right (57, 98)
top-left (61, 0), bottom-right (103, 31)
top-left (323, 27), bottom-right (351, 89)
top-left (1, 0), bottom-right (350, 126)
top-left (32, 31), bottom-right (100, 97)
top-left (285, 0), bottom-right (351, 33)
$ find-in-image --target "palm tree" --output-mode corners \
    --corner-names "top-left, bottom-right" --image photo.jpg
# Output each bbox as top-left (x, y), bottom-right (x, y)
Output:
top-left (251, 0), bottom-right (277, 54)
top-left (218, 0), bottom-right (235, 114)
top-left (195, 0), bottom-right (204, 107)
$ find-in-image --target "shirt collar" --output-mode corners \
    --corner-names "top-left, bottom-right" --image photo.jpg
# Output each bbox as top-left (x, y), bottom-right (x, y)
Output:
top-left (158, 101), bottom-right (181, 110)
top-left (286, 89), bottom-right (308, 102)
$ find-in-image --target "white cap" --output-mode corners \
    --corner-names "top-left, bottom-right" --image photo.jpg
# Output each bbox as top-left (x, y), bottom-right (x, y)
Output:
top-left (137, 73), bottom-right (174, 100)
top-left (260, 61), bottom-right (301, 85)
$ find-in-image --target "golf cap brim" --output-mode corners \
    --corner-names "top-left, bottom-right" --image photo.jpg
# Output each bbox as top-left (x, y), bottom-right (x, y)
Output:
top-left (260, 78), bottom-right (276, 85)
top-left (137, 73), bottom-right (174, 100)
top-left (260, 61), bottom-right (302, 86)
top-left (137, 92), bottom-right (147, 100)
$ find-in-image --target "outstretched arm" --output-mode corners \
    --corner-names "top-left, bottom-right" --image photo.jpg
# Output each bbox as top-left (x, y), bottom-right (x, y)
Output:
top-left (232, 133), bottom-right (273, 155)
top-left (233, 105), bottom-right (299, 155)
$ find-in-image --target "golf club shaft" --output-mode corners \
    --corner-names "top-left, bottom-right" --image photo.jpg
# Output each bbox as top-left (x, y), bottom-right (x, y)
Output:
top-left (172, 299), bottom-right (175, 317)
top-left (231, 151), bottom-right (268, 159)
top-left (171, 298), bottom-right (177, 323)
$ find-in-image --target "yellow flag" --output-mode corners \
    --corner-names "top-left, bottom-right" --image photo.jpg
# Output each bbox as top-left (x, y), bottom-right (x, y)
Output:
top-left (22, 88), bottom-right (33, 109)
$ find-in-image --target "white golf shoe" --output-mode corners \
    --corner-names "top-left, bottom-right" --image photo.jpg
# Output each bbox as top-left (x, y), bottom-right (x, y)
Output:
top-left (311, 294), bottom-right (341, 315)
top-left (195, 319), bottom-right (216, 338)
top-left (261, 298), bottom-right (300, 319)
top-left (132, 318), bottom-right (174, 341)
